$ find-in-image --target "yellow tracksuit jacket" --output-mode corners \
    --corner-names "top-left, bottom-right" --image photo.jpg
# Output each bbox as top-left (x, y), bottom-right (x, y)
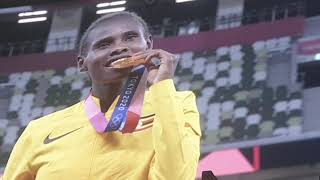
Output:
top-left (3, 79), bottom-right (201, 180)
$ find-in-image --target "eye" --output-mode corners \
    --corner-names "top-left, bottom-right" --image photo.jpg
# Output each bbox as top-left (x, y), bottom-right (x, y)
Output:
top-left (125, 33), bottom-right (138, 41)
top-left (98, 42), bottom-right (111, 48)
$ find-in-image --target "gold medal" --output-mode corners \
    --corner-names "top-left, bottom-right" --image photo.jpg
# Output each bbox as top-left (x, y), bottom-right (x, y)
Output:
top-left (111, 57), bottom-right (145, 69)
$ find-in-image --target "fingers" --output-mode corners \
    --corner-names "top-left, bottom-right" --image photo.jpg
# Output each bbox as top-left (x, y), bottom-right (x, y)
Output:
top-left (129, 53), bottom-right (150, 62)
top-left (145, 51), bottom-right (161, 65)
top-left (133, 49), bottom-right (176, 64)
top-left (131, 50), bottom-right (159, 67)
top-left (130, 49), bottom-right (178, 74)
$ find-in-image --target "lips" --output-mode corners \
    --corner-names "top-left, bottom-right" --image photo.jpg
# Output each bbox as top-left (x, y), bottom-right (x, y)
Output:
top-left (105, 55), bottom-right (132, 67)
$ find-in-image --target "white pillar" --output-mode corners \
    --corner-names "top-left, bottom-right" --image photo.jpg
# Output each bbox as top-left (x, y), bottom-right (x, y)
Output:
top-left (216, 0), bottom-right (244, 30)
top-left (45, 8), bottom-right (83, 53)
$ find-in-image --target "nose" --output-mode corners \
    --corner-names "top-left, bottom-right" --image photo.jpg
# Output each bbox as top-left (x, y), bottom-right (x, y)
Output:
top-left (110, 46), bottom-right (129, 57)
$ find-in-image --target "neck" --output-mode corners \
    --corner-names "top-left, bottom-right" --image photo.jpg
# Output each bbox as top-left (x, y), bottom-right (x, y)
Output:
top-left (91, 81), bottom-right (124, 113)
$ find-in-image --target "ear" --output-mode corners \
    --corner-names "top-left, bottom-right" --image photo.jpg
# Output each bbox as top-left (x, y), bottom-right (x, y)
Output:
top-left (77, 56), bottom-right (88, 72)
top-left (146, 34), bottom-right (153, 50)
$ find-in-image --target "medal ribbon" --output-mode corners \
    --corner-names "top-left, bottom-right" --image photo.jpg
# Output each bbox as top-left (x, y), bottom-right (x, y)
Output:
top-left (84, 65), bottom-right (148, 133)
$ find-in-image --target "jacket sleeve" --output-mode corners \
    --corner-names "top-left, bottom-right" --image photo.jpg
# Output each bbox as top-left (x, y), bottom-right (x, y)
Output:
top-left (148, 79), bottom-right (201, 180)
top-left (3, 123), bottom-right (35, 180)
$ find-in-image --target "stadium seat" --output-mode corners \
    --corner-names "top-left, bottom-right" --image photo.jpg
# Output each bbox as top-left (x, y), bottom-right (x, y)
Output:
top-left (288, 125), bottom-right (302, 135)
top-left (178, 81), bottom-right (191, 91)
top-left (219, 126), bottom-right (234, 141)
top-left (278, 36), bottom-right (291, 51)
top-left (252, 40), bottom-right (265, 53)
top-left (234, 106), bottom-right (249, 119)
top-left (71, 80), bottom-right (85, 90)
top-left (246, 114), bottom-right (262, 125)
top-left (266, 38), bottom-right (278, 51)
top-left (203, 63), bottom-right (217, 81)
top-left (201, 87), bottom-right (215, 98)
top-left (273, 127), bottom-right (289, 136)
top-left (273, 101), bottom-right (288, 114)
top-left (43, 106), bottom-right (55, 116)
top-left (0, 119), bottom-right (8, 141)
top-left (229, 44), bottom-right (241, 54)
top-left (207, 103), bottom-right (221, 131)
top-left (221, 100), bottom-right (235, 112)
top-left (217, 61), bottom-right (230, 72)
top-left (216, 47), bottom-right (229, 57)
top-left (259, 120), bottom-right (276, 137)
top-left (197, 96), bottom-right (209, 114)
top-left (3, 126), bottom-right (19, 147)
top-left (50, 75), bottom-right (63, 85)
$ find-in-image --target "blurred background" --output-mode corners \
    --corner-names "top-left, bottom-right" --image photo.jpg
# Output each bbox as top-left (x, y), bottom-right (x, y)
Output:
top-left (0, 0), bottom-right (320, 179)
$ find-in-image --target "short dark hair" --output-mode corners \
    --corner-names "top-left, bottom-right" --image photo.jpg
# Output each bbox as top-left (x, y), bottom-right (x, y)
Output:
top-left (78, 11), bottom-right (150, 57)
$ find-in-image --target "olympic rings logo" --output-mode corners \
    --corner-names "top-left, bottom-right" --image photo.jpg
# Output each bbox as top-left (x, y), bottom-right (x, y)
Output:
top-left (110, 113), bottom-right (123, 129)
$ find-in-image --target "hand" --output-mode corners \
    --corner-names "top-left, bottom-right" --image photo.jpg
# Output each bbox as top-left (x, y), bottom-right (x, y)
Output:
top-left (130, 49), bottom-right (179, 85)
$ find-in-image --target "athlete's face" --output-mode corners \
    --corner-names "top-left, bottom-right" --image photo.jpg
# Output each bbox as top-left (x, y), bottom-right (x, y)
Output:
top-left (78, 16), bottom-right (152, 85)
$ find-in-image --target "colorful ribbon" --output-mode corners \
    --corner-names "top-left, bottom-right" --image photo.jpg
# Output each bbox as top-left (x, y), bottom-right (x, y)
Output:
top-left (84, 65), bottom-right (148, 133)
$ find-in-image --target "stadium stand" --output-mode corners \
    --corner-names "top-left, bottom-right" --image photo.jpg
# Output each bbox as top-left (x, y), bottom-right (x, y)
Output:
top-left (0, 35), bottom-right (303, 168)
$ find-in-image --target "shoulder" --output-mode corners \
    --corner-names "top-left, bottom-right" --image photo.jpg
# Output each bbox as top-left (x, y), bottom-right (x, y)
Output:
top-left (175, 91), bottom-right (197, 106)
top-left (24, 102), bottom-right (85, 136)
top-left (175, 90), bottom-right (195, 99)
top-left (33, 102), bottom-right (82, 125)
top-left (10, 102), bottom-right (87, 153)
top-left (149, 79), bottom-right (197, 107)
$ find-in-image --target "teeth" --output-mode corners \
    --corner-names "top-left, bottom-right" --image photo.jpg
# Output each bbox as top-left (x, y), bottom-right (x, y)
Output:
top-left (105, 57), bottom-right (128, 67)
top-left (114, 57), bottom-right (127, 62)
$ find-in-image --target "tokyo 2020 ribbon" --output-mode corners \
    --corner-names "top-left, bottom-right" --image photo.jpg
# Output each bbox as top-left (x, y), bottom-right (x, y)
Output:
top-left (84, 65), bottom-right (148, 134)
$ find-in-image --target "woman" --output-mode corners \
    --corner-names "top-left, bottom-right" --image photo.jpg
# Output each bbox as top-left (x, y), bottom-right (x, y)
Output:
top-left (3, 11), bottom-right (201, 180)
